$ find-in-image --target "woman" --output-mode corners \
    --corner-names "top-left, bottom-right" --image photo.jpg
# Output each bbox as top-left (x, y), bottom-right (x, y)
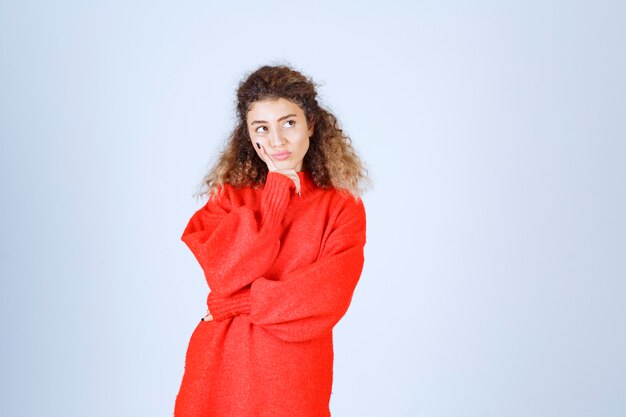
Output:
top-left (174, 65), bottom-right (369, 417)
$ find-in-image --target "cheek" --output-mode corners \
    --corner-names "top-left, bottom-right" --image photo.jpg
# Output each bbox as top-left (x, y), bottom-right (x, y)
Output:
top-left (297, 137), bottom-right (310, 155)
top-left (291, 128), bottom-right (310, 147)
top-left (249, 133), bottom-right (267, 148)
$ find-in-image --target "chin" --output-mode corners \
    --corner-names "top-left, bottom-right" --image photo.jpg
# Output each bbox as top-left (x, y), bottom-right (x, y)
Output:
top-left (276, 160), bottom-right (301, 171)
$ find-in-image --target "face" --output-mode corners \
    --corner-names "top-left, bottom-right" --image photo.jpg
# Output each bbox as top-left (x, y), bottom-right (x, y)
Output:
top-left (247, 97), bottom-right (314, 172)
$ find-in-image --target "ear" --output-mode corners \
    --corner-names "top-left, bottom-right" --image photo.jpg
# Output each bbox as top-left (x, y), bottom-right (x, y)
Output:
top-left (307, 116), bottom-right (315, 137)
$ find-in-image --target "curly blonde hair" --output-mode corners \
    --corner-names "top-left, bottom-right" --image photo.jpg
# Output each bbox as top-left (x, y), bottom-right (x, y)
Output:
top-left (196, 64), bottom-right (369, 200)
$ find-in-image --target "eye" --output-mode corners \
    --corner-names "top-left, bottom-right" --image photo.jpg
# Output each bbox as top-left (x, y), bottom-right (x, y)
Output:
top-left (283, 120), bottom-right (296, 128)
top-left (255, 126), bottom-right (267, 133)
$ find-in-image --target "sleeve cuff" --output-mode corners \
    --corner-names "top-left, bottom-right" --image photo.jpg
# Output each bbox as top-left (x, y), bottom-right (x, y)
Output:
top-left (260, 172), bottom-right (294, 230)
top-left (207, 288), bottom-right (251, 321)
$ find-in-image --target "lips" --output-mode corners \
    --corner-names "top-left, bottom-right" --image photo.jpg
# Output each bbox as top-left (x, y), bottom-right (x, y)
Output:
top-left (271, 151), bottom-right (291, 161)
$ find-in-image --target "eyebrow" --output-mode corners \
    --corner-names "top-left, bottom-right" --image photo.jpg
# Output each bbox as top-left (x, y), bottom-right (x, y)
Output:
top-left (250, 113), bottom-right (297, 125)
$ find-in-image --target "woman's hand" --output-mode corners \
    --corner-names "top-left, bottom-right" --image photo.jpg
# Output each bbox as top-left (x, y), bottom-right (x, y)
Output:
top-left (201, 308), bottom-right (213, 322)
top-left (255, 142), bottom-right (301, 195)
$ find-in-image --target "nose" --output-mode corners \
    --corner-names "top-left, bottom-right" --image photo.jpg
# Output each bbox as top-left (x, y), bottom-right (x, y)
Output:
top-left (270, 129), bottom-right (285, 147)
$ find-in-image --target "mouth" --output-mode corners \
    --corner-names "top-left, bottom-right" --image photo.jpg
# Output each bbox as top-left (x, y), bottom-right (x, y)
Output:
top-left (271, 151), bottom-right (291, 161)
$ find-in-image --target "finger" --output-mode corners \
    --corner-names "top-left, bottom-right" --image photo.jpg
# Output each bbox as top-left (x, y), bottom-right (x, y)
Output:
top-left (275, 169), bottom-right (300, 194)
top-left (201, 312), bottom-right (213, 322)
top-left (288, 170), bottom-right (301, 194)
top-left (256, 142), bottom-right (278, 171)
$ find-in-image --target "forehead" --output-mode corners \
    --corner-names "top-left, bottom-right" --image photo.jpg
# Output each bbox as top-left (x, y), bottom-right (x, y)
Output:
top-left (246, 97), bottom-right (305, 121)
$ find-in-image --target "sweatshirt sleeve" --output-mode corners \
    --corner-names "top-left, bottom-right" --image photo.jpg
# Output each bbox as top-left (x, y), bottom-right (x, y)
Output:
top-left (181, 172), bottom-right (295, 295)
top-left (208, 197), bottom-right (366, 342)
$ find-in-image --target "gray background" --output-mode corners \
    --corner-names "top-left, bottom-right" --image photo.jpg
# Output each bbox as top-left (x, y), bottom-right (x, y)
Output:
top-left (1, 1), bottom-right (624, 416)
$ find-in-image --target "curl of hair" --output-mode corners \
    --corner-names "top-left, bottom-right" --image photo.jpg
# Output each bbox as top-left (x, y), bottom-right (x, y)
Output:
top-left (195, 64), bottom-right (370, 201)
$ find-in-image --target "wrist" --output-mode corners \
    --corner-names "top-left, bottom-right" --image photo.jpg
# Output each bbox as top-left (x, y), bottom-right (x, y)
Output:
top-left (207, 288), bottom-right (251, 321)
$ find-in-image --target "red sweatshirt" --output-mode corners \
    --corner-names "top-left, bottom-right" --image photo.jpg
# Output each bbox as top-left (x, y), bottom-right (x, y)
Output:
top-left (173, 170), bottom-right (366, 417)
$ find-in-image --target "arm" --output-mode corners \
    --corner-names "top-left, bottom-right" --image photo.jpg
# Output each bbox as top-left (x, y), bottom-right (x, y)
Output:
top-left (181, 172), bottom-right (295, 295)
top-left (208, 198), bottom-right (367, 343)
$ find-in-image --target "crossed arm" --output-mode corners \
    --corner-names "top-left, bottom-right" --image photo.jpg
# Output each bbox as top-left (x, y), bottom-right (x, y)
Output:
top-left (182, 174), bottom-right (366, 342)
